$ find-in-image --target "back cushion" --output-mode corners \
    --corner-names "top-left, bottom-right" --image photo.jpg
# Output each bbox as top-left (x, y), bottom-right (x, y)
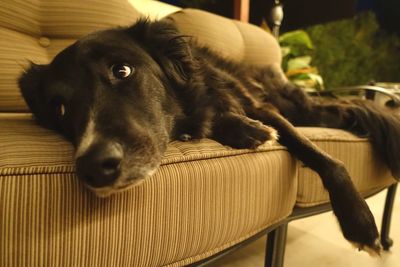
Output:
top-left (0, 0), bottom-right (140, 112)
top-left (0, 3), bottom-right (281, 112)
top-left (167, 9), bottom-right (281, 66)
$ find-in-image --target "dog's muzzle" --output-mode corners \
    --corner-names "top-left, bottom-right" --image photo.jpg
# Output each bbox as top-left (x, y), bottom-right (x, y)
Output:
top-left (76, 141), bottom-right (123, 188)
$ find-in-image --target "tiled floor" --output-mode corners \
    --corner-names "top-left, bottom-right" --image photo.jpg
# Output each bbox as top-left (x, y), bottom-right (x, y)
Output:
top-left (211, 189), bottom-right (399, 267)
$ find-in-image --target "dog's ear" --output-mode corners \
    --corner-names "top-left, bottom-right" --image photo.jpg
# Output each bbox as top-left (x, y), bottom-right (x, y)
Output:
top-left (125, 19), bottom-right (196, 87)
top-left (18, 63), bottom-right (49, 121)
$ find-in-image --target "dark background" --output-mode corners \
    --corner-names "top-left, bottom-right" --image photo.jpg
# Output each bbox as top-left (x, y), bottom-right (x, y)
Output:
top-left (161, 0), bottom-right (400, 34)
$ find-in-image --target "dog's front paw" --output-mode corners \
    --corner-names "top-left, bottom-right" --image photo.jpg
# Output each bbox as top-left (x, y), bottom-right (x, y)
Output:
top-left (334, 202), bottom-right (382, 256)
top-left (212, 113), bottom-right (278, 149)
top-left (341, 205), bottom-right (382, 256)
top-left (327, 166), bottom-right (382, 256)
top-left (239, 117), bottom-right (278, 148)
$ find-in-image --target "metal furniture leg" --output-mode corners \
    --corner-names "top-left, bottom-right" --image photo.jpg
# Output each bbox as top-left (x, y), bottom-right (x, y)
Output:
top-left (381, 183), bottom-right (398, 250)
top-left (265, 223), bottom-right (288, 267)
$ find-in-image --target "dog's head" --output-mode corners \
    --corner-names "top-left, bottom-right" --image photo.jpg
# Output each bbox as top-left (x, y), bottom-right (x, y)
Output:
top-left (18, 19), bottom-right (194, 197)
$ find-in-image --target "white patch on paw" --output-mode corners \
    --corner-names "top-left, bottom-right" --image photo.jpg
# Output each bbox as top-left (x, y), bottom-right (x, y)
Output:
top-left (350, 238), bottom-right (382, 257)
top-left (266, 127), bottom-right (279, 145)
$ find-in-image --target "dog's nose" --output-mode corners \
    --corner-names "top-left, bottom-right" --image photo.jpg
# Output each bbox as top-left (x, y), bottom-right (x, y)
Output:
top-left (76, 142), bottom-right (123, 188)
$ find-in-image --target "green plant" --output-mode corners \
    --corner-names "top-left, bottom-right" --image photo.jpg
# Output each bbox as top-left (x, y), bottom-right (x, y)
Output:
top-left (279, 30), bottom-right (324, 92)
top-left (305, 11), bottom-right (400, 89)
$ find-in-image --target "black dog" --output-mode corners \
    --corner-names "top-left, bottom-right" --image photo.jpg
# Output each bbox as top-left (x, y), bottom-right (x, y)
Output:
top-left (18, 19), bottom-right (400, 255)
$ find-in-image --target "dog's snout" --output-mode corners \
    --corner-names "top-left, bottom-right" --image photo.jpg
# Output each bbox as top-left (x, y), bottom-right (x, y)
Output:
top-left (76, 141), bottom-right (123, 188)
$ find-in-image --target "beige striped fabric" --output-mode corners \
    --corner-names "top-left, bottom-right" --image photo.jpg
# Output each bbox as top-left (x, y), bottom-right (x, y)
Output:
top-left (0, 0), bottom-right (41, 36)
top-left (0, 0), bottom-right (140, 38)
top-left (0, 27), bottom-right (48, 112)
top-left (39, 0), bottom-right (140, 38)
top-left (167, 9), bottom-right (281, 66)
top-left (0, 0), bottom-right (141, 112)
top-left (0, 114), bottom-right (298, 266)
top-left (296, 127), bottom-right (396, 207)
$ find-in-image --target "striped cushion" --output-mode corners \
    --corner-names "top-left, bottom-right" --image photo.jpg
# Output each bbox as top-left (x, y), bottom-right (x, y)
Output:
top-left (296, 127), bottom-right (396, 207)
top-left (0, 0), bottom-right (140, 112)
top-left (0, 114), bottom-right (297, 266)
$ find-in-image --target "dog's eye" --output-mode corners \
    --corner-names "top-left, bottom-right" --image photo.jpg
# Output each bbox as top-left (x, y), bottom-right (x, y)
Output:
top-left (57, 103), bottom-right (66, 118)
top-left (51, 97), bottom-right (66, 119)
top-left (111, 64), bottom-right (134, 79)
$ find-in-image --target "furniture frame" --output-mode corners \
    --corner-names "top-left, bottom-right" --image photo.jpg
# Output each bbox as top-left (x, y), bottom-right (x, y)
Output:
top-left (192, 183), bottom-right (398, 267)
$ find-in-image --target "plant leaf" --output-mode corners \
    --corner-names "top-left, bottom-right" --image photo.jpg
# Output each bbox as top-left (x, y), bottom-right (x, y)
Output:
top-left (281, 46), bottom-right (291, 57)
top-left (279, 30), bottom-right (314, 49)
top-left (287, 56), bottom-right (312, 71)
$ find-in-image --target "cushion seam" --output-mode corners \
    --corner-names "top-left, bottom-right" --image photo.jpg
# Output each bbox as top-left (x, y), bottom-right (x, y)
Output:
top-left (295, 183), bottom-right (395, 207)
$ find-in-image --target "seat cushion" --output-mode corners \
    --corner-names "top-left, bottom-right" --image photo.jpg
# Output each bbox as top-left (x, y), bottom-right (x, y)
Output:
top-left (0, 114), bottom-right (297, 267)
top-left (296, 127), bottom-right (396, 207)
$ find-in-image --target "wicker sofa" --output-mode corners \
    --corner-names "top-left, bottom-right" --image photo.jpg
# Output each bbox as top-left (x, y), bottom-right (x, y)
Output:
top-left (0, 1), bottom-right (397, 266)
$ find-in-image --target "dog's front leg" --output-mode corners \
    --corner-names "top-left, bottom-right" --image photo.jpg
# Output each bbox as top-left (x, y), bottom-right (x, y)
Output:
top-left (211, 112), bottom-right (278, 149)
top-left (248, 105), bottom-right (381, 256)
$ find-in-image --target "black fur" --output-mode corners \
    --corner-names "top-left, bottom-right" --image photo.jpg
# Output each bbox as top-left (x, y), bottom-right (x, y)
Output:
top-left (18, 19), bottom-right (400, 254)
